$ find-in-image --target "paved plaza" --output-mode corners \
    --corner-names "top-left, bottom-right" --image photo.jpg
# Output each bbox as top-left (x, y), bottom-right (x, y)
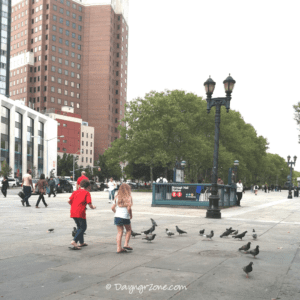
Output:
top-left (1, 189), bottom-right (300, 300)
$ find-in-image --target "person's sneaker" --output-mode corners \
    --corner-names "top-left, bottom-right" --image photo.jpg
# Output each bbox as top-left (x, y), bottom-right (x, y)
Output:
top-left (26, 205), bottom-right (31, 207)
top-left (21, 200), bottom-right (25, 206)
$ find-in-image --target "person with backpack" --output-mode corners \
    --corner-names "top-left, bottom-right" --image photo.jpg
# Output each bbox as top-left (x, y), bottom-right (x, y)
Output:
top-left (48, 177), bottom-right (56, 197)
top-left (156, 175), bottom-right (168, 183)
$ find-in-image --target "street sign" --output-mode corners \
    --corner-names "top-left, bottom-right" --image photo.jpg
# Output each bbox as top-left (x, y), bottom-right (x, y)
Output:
top-left (171, 185), bottom-right (197, 201)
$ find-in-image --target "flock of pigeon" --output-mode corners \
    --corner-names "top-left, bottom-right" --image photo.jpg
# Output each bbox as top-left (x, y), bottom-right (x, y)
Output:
top-left (132, 219), bottom-right (260, 279)
top-left (201, 227), bottom-right (259, 278)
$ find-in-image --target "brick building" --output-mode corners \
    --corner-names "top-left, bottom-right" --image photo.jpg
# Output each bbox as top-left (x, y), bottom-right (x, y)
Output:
top-left (9, 0), bottom-right (129, 160)
top-left (46, 106), bottom-right (94, 168)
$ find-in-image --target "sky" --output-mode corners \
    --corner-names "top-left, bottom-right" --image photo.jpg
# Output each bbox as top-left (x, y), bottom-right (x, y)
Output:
top-left (126, 0), bottom-right (300, 170)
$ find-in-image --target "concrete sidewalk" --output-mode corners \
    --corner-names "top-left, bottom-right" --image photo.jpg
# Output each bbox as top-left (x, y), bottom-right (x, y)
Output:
top-left (0, 190), bottom-right (300, 299)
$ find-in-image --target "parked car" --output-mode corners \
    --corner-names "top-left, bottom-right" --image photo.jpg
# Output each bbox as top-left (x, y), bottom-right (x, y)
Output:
top-left (96, 182), bottom-right (108, 191)
top-left (7, 178), bottom-right (17, 188)
top-left (32, 179), bottom-right (40, 195)
top-left (89, 180), bottom-right (99, 192)
top-left (54, 178), bottom-right (73, 193)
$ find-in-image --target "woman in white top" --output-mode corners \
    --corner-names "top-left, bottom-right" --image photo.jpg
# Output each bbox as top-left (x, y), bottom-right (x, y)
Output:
top-left (111, 183), bottom-right (133, 253)
top-left (236, 180), bottom-right (244, 206)
top-left (108, 177), bottom-right (117, 204)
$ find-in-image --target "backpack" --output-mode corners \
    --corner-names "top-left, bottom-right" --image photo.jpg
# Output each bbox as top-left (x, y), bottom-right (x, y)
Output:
top-left (159, 178), bottom-right (163, 183)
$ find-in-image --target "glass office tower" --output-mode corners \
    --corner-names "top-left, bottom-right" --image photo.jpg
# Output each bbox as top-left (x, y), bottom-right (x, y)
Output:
top-left (0, 0), bottom-right (11, 96)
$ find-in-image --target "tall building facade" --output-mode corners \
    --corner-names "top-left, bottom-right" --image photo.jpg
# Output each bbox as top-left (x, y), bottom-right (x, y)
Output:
top-left (0, 0), bottom-right (11, 96)
top-left (0, 94), bottom-right (58, 179)
top-left (9, 0), bottom-right (129, 161)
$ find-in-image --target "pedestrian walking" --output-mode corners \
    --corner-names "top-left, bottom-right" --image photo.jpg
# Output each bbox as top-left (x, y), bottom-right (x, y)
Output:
top-left (48, 177), bottom-right (56, 197)
top-left (156, 175), bottom-right (168, 183)
top-left (1, 176), bottom-right (9, 197)
top-left (217, 177), bottom-right (224, 185)
top-left (35, 174), bottom-right (48, 208)
top-left (108, 177), bottom-right (117, 203)
top-left (264, 184), bottom-right (268, 193)
top-left (236, 180), bottom-right (244, 206)
top-left (254, 184), bottom-right (259, 195)
top-left (111, 183), bottom-right (133, 253)
top-left (68, 179), bottom-right (96, 250)
top-left (22, 169), bottom-right (34, 207)
top-left (76, 171), bottom-right (89, 190)
top-left (278, 185), bottom-right (282, 192)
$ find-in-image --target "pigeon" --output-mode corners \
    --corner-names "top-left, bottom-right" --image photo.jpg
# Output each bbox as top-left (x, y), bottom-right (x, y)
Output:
top-left (203, 230), bottom-right (214, 240)
top-left (232, 230), bottom-right (239, 235)
top-left (72, 227), bottom-right (76, 237)
top-left (243, 262), bottom-right (254, 278)
top-left (239, 242), bottom-right (251, 252)
top-left (131, 231), bottom-right (141, 238)
top-left (142, 234), bottom-right (156, 242)
top-left (165, 228), bottom-right (175, 237)
top-left (252, 229), bottom-right (257, 240)
top-left (246, 245), bottom-right (259, 258)
top-left (48, 229), bottom-right (54, 233)
top-left (199, 229), bottom-right (205, 235)
top-left (141, 225), bottom-right (155, 235)
top-left (220, 230), bottom-right (231, 238)
top-left (151, 218), bottom-right (158, 227)
top-left (176, 226), bottom-right (187, 235)
top-left (232, 231), bottom-right (247, 240)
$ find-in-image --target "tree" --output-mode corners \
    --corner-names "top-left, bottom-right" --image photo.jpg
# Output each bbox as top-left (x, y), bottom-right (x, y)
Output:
top-left (105, 89), bottom-right (289, 186)
top-left (57, 153), bottom-right (78, 177)
top-left (94, 154), bottom-right (122, 182)
top-left (0, 161), bottom-right (12, 178)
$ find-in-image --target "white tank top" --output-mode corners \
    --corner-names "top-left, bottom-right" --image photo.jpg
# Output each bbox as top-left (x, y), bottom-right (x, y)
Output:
top-left (114, 197), bottom-right (131, 219)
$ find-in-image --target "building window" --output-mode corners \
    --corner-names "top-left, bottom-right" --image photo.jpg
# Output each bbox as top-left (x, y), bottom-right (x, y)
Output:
top-left (52, 35), bottom-right (56, 41)
top-left (58, 98), bottom-right (62, 104)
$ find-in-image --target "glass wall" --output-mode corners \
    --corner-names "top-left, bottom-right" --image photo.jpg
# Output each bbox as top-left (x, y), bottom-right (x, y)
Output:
top-left (0, 106), bottom-right (9, 171)
top-left (15, 112), bottom-right (22, 180)
top-left (0, 0), bottom-right (11, 96)
top-left (27, 117), bottom-right (34, 170)
top-left (38, 122), bottom-right (44, 177)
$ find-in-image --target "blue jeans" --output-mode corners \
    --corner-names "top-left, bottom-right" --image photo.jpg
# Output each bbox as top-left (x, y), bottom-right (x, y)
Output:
top-left (109, 190), bottom-right (115, 200)
top-left (23, 186), bottom-right (32, 206)
top-left (73, 218), bottom-right (87, 244)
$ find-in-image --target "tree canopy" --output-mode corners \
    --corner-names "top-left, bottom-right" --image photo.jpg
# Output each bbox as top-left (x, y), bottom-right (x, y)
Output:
top-left (105, 90), bottom-right (289, 185)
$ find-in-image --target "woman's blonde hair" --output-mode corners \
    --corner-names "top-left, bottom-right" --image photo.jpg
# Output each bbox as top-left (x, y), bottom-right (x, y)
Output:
top-left (116, 183), bottom-right (132, 207)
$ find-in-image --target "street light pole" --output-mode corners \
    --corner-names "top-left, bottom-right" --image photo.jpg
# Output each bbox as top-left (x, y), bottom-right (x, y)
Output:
top-left (287, 155), bottom-right (297, 199)
top-left (32, 135), bottom-right (64, 177)
top-left (204, 74), bottom-right (236, 219)
top-left (234, 160), bottom-right (239, 182)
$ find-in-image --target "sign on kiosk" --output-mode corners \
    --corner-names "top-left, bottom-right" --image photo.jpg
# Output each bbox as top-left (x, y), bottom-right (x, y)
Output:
top-left (171, 185), bottom-right (197, 201)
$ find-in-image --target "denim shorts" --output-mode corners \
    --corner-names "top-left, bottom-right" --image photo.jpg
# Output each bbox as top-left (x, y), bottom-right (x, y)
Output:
top-left (114, 217), bottom-right (130, 226)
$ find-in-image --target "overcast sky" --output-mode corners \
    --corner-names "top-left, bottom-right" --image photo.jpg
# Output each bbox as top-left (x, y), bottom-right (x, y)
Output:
top-left (127, 0), bottom-right (300, 170)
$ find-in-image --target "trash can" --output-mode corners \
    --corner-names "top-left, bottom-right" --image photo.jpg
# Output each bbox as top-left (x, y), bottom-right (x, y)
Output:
top-left (294, 189), bottom-right (298, 197)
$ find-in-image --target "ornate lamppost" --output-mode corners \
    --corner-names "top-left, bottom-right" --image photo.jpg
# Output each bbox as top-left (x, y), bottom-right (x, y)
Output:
top-left (204, 74), bottom-right (236, 218)
top-left (287, 155), bottom-right (297, 199)
top-left (233, 160), bottom-right (239, 182)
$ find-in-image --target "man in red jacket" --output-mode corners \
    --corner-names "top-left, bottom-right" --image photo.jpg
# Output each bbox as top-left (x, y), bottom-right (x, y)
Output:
top-left (68, 179), bottom-right (96, 250)
top-left (76, 171), bottom-right (89, 190)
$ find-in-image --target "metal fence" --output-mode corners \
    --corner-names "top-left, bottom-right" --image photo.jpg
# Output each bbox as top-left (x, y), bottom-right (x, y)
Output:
top-left (152, 183), bottom-right (237, 207)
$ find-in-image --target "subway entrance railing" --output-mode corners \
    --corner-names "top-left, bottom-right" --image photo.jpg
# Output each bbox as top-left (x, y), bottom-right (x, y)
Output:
top-left (152, 183), bottom-right (237, 207)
